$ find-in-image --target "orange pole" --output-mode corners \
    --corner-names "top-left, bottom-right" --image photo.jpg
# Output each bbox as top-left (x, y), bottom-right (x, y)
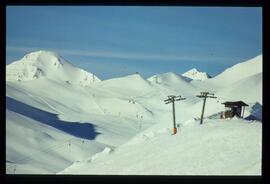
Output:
top-left (173, 127), bottom-right (177, 135)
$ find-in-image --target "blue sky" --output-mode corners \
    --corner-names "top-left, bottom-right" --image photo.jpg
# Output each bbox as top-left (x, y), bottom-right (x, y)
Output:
top-left (6, 6), bottom-right (262, 80)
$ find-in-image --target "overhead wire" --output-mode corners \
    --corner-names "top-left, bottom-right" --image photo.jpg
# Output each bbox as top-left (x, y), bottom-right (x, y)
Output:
top-left (6, 136), bottom-right (89, 173)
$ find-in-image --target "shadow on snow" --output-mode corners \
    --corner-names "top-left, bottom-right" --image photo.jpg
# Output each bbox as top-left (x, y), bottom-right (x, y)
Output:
top-left (6, 96), bottom-right (100, 140)
top-left (245, 102), bottom-right (262, 121)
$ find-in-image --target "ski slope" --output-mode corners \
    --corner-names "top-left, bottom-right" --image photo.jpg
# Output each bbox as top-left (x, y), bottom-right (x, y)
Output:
top-left (60, 118), bottom-right (262, 175)
top-left (6, 78), bottom-right (157, 173)
top-left (6, 51), bottom-right (262, 175)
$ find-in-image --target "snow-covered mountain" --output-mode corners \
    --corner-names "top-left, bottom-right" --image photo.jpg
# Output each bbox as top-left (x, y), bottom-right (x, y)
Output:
top-left (147, 72), bottom-right (198, 95)
top-left (216, 72), bottom-right (262, 104)
top-left (207, 54), bottom-right (262, 87)
top-left (148, 72), bottom-right (192, 84)
top-left (6, 50), bottom-right (101, 86)
top-left (6, 51), bottom-right (262, 175)
top-left (182, 68), bottom-right (211, 81)
top-left (96, 74), bottom-right (154, 97)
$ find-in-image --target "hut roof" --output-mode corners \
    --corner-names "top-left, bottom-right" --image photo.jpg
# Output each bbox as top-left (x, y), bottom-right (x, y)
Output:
top-left (222, 101), bottom-right (249, 107)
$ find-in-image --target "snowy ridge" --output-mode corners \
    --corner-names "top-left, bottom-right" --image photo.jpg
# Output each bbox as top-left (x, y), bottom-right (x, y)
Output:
top-left (182, 68), bottom-right (211, 81)
top-left (208, 54), bottom-right (262, 86)
top-left (97, 74), bottom-right (153, 96)
top-left (147, 72), bottom-right (197, 95)
top-left (6, 50), bottom-right (101, 86)
top-left (148, 72), bottom-right (191, 84)
top-left (216, 73), bottom-right (262, 104)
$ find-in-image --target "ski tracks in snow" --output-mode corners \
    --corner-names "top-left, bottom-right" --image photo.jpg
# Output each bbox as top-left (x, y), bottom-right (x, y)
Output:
top-left (26, 92), bottom-right (65, 115)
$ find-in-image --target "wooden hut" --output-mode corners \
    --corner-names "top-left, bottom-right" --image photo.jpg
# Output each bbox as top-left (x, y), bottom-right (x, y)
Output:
top-left (221, 101), bottom-right (249, 118)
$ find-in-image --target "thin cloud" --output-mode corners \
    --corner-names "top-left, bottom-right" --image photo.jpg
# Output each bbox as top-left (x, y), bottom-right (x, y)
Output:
top-left (6, 45), bottom-right (239, 63)
top-left (6, 46), bottom-right (38, 53)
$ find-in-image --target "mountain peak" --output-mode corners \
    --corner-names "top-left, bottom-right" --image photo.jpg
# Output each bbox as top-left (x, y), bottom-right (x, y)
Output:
top-left (25, 50), bottom-right (59, 56)
top-left (23, 50), bottom-right (59, 60)
top-left (6, 50), bottom-right (101, 85)
top-left (21, 50), bottom-right (67, 66)
top-left (182, 68), bottom-right (211, 81)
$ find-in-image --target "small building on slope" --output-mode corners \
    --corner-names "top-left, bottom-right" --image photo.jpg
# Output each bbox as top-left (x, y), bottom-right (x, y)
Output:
top-left (221, 101), bottom-right (249, 119)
